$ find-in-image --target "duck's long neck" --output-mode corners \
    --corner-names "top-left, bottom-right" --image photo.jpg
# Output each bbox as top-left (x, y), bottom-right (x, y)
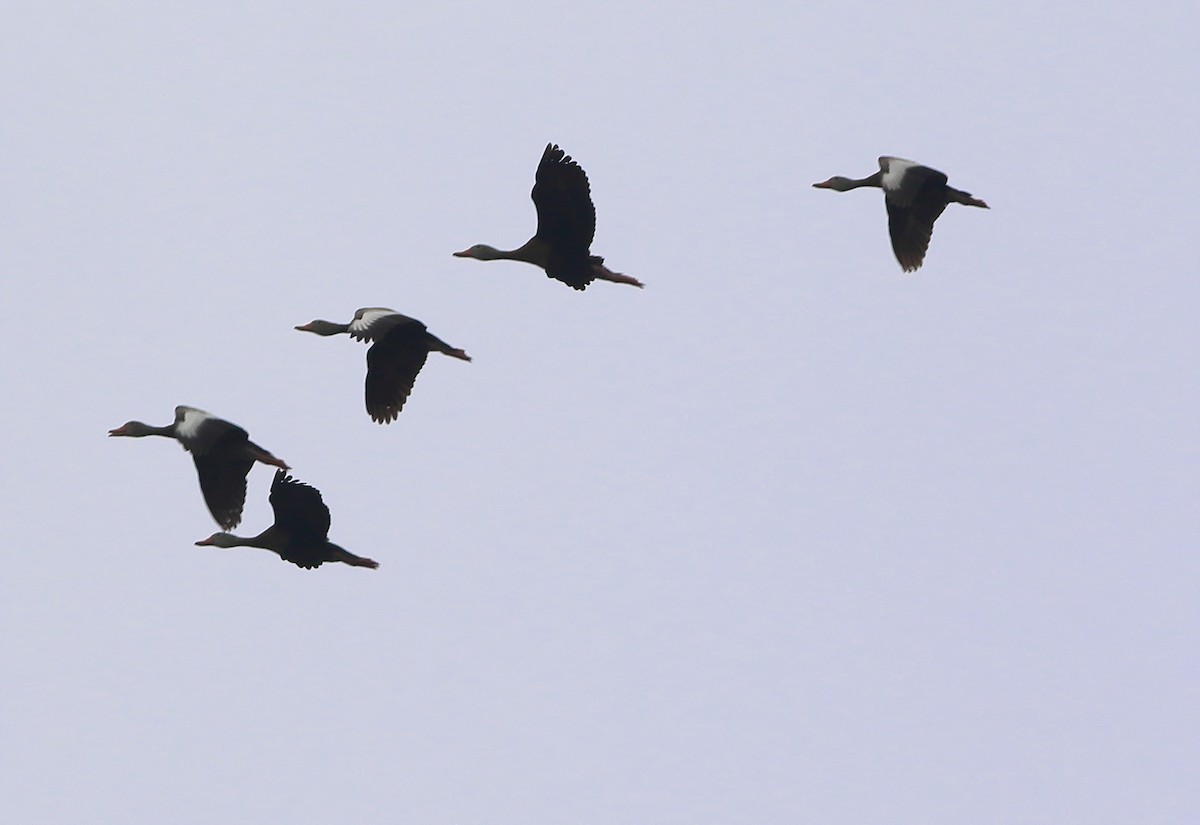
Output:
top-left (209, 530), bottom-right (275, 551)
top-left (123, 422), bottom-right (177, 438)
top-left (841, 171), bottom-right (884, 190)
top-left (486, 238), bottom-right (545, 265)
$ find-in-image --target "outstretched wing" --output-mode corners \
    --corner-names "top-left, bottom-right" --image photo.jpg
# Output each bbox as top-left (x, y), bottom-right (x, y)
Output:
top-left (269, 470), bottom-right (331, 540)
top-left (532, 143), bottom-right (596, 251)
top-left (192, 449), bottom-right (254, 529)
top-left (364, 321), bottom-right (433, 423)
top-left (882, 160), bottom-right (949, 272)
top-left (176, 410), bottom-right (255, 529)
top-left (886, 198), bottom-right (948, 272)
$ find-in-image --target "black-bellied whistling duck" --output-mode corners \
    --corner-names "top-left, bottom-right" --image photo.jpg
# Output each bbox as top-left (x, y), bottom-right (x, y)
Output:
top-left (195, 470), bottom-right (377, 569)
top-left (295, 308), bottom-right (470, 424)
top-left (814, 156), bottom-right (988, 271)
top-left (453, 143), bottom-right (642, 290)
top-left (108, 405), bottom-right (289, 529)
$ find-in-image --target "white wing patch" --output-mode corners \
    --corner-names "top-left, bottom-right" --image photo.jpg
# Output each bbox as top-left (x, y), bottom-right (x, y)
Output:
top-left (880, 156), bottom-right (920, 192)
top-left (173, 406), bottom-right (214, 440)
top-left (350, 307), bottom-right (399, 342)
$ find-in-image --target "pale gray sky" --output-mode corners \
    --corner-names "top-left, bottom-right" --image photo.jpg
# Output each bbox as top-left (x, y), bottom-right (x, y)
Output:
top-left (3, 1), bottom-right (1198, 823)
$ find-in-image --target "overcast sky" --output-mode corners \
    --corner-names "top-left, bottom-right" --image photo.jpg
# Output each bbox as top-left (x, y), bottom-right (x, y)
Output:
top-left (3, 2), bottom-right (1198, 823)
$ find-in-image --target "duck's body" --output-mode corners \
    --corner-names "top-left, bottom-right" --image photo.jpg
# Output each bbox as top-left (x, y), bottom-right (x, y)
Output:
top-left (109, 405), bottom-right (288, 529)
top-left (296, 307), bottom-right (470, 424)
top-left (814, 156), bottom-right (988, 271)
top-left (454, 143), bottom-right (642, 290)
top-left (195, 470), bottom-right (377, 569)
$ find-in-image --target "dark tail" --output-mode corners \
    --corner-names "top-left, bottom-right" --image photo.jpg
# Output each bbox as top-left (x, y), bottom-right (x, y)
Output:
top-left (591, 258), bottom-right (644, 288)
top-left (428, 334), bottom-right (472, 362)
top-left (330, 544), bottom-right (379, 569)
top-left (248, 441), bottom-right (291, 471)
top-left (949, 187), bottom-right (989, 209)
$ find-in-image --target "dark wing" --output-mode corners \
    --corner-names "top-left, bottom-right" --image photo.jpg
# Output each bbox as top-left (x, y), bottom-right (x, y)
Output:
top-left (544, 249), bottom-right (597, 290)
top-left (364, 321), bottom-right (433, 423)
top-left (174, 411), bottom-right (255, 528)
top-left (884, 167), bottom-right (950, 272)
top-left (532, 143), bottom-right (596, 251)
top-left (269, 470), bottom-right (331, 541)
top-left (192, 445), bottom-right (254, 530)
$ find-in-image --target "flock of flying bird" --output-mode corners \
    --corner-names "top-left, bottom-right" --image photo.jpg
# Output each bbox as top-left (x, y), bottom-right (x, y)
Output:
top-left (108, 144), bottom-right (988, 571)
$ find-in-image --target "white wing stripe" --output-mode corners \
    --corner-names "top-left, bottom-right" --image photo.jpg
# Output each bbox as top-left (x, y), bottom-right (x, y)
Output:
top-left (349, 307), bottom-right (399, 341)
top-left (174, 406), bottom-right (213, 440)
top-left (880, 156), bottom-right (919, 192)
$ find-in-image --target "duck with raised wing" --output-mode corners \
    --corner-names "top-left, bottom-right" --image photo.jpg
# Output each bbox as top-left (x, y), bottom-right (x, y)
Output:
top-left (454, 143), bottom-right (642, 290)
top-left (195, 470), bottom-right (378, 569)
